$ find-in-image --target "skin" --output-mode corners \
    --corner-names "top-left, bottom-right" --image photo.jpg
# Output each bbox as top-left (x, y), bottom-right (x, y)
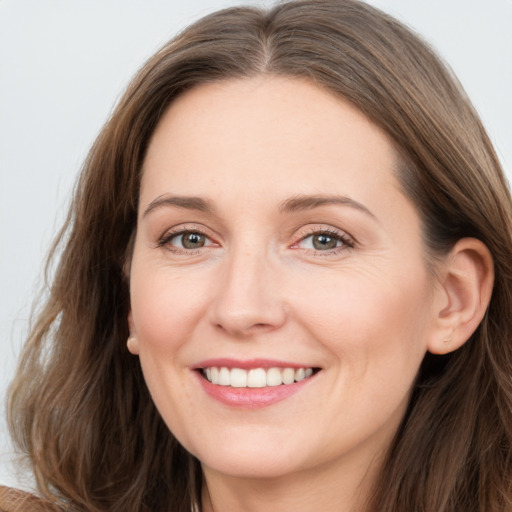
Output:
top-left (127, 76), bottom-right (488, 511)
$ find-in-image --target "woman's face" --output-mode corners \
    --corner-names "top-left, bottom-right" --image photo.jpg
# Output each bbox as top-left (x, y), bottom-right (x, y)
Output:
top-left (129, 77), bottom-right (439, 482)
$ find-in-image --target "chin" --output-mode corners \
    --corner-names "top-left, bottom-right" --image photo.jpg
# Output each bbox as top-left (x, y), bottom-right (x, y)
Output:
top-left (185, 429), bottom-right (310, 479)
top-left (201, 452), bottom-right (302, 480)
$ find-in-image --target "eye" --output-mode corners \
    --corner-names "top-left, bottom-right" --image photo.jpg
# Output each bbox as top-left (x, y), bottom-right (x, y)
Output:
top-left (158, 229), bottom-right (216, 252)
top-left (173, 231), bottom-right (207, 249)
top-left (294, 229), bottom-right (353, 253)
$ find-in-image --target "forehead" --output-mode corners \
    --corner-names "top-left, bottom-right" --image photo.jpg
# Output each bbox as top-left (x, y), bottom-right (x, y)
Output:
top-left (141, 76), bottom-right (402, 211)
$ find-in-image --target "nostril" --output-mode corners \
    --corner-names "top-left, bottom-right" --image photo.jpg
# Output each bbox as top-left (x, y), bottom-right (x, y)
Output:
top-left (214, 321), bottom-right (272, 333)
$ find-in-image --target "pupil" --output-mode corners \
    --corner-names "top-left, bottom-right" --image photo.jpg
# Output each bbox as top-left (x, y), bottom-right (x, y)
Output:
top-left (182, 232), bottom-right (205, 249)
top-left (313, 234), bottom-right (337, 250)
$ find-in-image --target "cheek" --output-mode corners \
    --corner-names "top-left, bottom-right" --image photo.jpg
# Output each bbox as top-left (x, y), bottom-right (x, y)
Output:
top-left (128, 260), bottom-right (213, 445)
top-left (294, 267), bottom-right (432, 438)
top-left (129, 260), bottom-right (212, 354)
top-left (292, 264), bottom-right (432, 369)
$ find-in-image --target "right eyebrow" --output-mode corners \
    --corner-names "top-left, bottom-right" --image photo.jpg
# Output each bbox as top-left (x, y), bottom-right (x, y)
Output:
top-left (142, 195), bottom-right (216, 217)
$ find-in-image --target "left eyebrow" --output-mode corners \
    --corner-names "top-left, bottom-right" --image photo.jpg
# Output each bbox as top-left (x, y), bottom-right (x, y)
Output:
top-left (279, 194), bottom-right (376, 219)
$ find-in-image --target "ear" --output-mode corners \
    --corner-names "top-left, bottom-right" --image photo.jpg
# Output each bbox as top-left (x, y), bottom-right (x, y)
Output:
top-left (127, 310), bottom-right (140, 355)
top-left (428, 238), bottom-right (494, 355)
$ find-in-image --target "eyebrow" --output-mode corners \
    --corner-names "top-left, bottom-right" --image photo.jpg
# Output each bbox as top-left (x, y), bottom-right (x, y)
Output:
top-left (143, 195), bottom-right (216, 217)
top-left (279, 194), bottom-right (376, 219)
top-left (143, 193), bottom-right (376, 220)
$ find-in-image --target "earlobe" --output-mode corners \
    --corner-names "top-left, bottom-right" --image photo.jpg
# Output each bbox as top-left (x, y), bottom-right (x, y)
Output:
top-left (428, 238), bottom-right (494, 355)
top-left (127, 335), bottom-right (140, 355)
top-left (127, 310), bottom-right (140, 355)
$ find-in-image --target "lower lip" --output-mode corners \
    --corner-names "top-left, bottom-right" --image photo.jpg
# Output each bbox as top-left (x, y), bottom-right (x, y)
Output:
top-left (196, 372), bottom-right (315, 408)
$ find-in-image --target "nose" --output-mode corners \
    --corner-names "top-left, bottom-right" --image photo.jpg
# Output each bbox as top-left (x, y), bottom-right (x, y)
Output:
top-left (209, 244), bottom-right (287, 337)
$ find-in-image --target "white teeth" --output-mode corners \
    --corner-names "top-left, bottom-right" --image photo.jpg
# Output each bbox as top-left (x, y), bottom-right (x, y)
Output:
top-left (230, 368), bottom-right (247, 388)
top-left (266, 367), bottom-right (283, 386)
top-left (294, 368), bottom-right (305, 382)
top-left (247, 368), bottom-right (267, 388)
top-left (218, 367), bottom-right (230, 386)
top-left (202, 366), bottom-right (316, 387)
top-left (282, 368), bottom-right (295, 385)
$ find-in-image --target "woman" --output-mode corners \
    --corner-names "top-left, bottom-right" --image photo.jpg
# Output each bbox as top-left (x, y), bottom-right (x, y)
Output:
top-left (3, 0), bottom-right (511, 510)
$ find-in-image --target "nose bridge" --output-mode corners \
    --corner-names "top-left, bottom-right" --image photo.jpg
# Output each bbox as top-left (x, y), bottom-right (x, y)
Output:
top-left (210, 238), bottom-right (285, 336)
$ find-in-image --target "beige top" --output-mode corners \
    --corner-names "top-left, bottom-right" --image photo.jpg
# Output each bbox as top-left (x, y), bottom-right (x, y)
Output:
top-left (0, 486), bottom-right (54, 512)
top-left (0, 485), bottom-right (202, 511)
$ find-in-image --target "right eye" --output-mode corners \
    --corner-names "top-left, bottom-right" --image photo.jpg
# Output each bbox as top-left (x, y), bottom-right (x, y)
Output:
top-left (171, 231), bottom-right (208, 249)
top-left (159, 229), bottom-right (216, 253)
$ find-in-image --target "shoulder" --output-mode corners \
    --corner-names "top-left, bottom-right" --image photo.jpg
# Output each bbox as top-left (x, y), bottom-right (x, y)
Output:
top-left (0, 486), bottom-right (56, 512)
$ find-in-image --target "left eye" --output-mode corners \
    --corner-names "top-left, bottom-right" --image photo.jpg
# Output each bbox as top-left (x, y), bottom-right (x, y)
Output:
top-left (297, 232), bottom-right (347, 251)
top-left (168, 231), bottom-right (213, 249)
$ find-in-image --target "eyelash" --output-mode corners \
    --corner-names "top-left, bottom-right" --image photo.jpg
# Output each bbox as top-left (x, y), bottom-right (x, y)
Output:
top-left (157, 226), bottom-right (354, 255)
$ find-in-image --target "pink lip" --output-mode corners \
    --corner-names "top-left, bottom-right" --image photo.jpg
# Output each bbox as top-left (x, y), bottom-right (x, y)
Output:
top-left (196, 374), bottom-right (314, 408)
top-left (192, 358), bottom-right (311, 370)
top-left (192, 358), bottom-right (319, 409)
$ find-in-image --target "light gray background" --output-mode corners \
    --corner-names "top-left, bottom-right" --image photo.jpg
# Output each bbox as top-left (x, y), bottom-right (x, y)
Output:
top-left (1, 0), bottom-right (511, 489)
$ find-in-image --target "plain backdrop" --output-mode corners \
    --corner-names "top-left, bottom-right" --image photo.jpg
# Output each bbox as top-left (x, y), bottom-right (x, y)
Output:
top-left (1, 0), bottom-right (511, 489)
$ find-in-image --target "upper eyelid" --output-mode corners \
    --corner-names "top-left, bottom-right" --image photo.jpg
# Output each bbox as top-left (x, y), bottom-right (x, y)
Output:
top-left (160, 223), bottom-right (214, 237)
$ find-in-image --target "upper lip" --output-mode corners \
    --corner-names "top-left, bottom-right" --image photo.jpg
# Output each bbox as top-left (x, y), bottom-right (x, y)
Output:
top-left (192, 358), bottom-right (319, 370)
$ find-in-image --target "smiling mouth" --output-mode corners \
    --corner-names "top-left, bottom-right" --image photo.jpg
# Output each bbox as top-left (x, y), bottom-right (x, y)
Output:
top-left (200, 366), bottom-right (319, 388)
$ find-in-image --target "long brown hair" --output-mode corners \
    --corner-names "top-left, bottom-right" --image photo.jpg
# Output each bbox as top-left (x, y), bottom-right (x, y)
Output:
top-left (8, 1), bottom-right (512, 510)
